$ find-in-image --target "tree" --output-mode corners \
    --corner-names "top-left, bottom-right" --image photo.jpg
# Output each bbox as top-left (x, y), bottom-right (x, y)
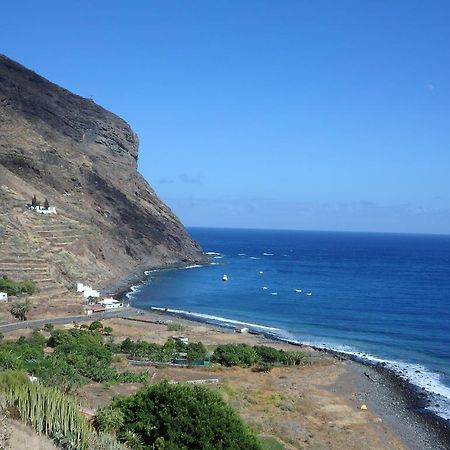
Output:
top-left (9, 299), bottom-right (31, 321)
top-left (31, 194), bottom-right (37, 207)
top-left (212, 344), bottom-right (258, 367)
top-left (89, 320), bottom-right (103, 331)
top-left (43, 198), bottom-right (50, 210)
top-left (186, 342), bottom-right (207, 361)
top-left (103, 326), bottom-right (113, 336)
top-left (112, 381), bottom-right (262, 449)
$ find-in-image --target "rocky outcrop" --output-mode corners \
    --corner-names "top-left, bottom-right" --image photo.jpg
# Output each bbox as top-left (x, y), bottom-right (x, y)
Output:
top-left (0, 54), bottom-right (205, 297)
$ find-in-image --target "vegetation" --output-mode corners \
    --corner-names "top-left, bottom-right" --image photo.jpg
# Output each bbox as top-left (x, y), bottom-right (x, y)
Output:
top-left (9, 299), bottom-right (31, 321)
top-left (89, 320), bottom-right (103, 331)
top-left (109, 381), bottom-right (262, 449)
top-left (0, 329), bottom-right (146, 391)
top-left (212, 344), bottom-right (307, 368)
top-left (44, 323), bottom-right (55, 332)
top-left (119, 337), bottom-right (208, 363)
top-left (0, 370), bottom-right (129, 450)
top-left (44, 198), bottom-right (50, 210)
top-left (0, 275), bottom-right (35, 296)
top-left (212, 343), bottom-right (259, 367)
top-left (0, 372), bottom-right (91, 448)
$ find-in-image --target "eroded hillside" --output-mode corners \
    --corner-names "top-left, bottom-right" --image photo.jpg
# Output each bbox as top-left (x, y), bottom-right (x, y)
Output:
top-left (0, 54), bottom-right (205, 317)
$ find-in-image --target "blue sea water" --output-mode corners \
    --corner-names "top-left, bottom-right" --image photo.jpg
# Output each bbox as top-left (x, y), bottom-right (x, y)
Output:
top-left (128, 228), bottom-right (450, 420)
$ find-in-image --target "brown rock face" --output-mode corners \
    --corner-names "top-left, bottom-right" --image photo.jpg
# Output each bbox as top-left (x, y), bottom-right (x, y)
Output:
top-left (0, 54), bottom-right (205, 296)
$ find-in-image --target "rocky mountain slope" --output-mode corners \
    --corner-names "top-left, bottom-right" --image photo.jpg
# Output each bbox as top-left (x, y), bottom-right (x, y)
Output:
top-left (0, 54), bottom-right (205, 316)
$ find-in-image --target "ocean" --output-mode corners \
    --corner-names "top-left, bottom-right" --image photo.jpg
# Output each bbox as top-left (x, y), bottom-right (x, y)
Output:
top-left (127, 227), bottom-right (450, 421)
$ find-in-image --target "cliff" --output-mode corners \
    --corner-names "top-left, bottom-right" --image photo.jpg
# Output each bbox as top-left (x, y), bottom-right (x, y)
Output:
top-left (0, 54), bottom-right (205, 316)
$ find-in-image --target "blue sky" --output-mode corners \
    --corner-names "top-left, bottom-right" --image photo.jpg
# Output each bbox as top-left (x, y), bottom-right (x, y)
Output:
top-left (1, 1), bottom-right (449, 233)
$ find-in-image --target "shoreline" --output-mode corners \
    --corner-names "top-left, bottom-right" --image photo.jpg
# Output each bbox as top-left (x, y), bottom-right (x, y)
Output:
top-left (115, 271), bottom-right (450, 449)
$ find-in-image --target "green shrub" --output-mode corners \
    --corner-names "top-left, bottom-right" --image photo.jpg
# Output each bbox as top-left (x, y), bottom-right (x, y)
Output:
top-left (186, 342), bottom-right (207, 361)
top-left (0, 275), bottom-right (35, 296)
top-left (112, 381), bottom-right (262, 449)
top-left (253, 345), bottom-right (285, 364)
top-left (89, 321), bottom-right (103, 331)
top-left (212, 344), bottom-right (258, 367)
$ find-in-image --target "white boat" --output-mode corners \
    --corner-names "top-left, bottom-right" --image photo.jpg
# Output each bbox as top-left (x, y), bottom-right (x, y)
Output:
top-left (271, 292), bottom-right (278, 296)
top-left (306, 292), bottom-right (312, 296)
top-left (294, 289), bottom-right (302, 293)
top-left (262, 286), bottom-right (268, 290)
top-left (222, 274), bottom-right (228, 282)
top-left (259, 271), bottom-right (264, 274)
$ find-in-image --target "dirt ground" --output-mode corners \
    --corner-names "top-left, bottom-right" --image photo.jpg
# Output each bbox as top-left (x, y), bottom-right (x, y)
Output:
top-left (8, 420), bottom-right (58, 450)
top-left (69, 314), bottom-right (406, 450)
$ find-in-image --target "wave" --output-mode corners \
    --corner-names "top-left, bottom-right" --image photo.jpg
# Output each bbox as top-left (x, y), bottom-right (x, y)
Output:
top-left (263, 252), bottom-right (274, 256)
top-left (144, 269), bottom-right (160, 275)
top-left (205, 251), bottom-right (221, 256)
top-left (151, 307), bottom-right (280, 332)
top-left (249, 256), bottom-right (261, 260)
top-left (181, 264), bottom-right (204, 270)
top-left (125, 283), bottom-right (144, 299)
top-left (238, 253), bottom-right (246, 256)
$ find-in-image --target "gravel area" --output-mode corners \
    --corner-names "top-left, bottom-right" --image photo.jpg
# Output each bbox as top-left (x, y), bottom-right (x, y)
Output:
top-left (333, 360), bottom-right (450, 450)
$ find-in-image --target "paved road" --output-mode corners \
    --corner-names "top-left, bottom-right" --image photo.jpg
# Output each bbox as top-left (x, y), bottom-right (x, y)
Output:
top-left (0, 307), bottom-right (142, 333)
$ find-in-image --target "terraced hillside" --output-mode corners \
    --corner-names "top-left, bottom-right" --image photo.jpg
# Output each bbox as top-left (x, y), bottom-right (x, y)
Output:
top-left (0, 54), bottom-right (205, 318)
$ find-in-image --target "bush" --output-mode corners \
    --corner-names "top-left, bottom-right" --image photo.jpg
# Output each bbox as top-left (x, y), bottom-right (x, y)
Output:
top-left (186, 342), bottom-right (207, 361)
top-left (89, 320), bottom-right (104, 331)
top-left (212, 344), bottom-right (258, 367)
top-left (112, 381), bottom-right (262, 449)
top-left (44, 323), bottom-right (54, 332)
top-left (0, 276), bottom-right (35, 296)
top-left (253, 345), bottom-right (285, 364)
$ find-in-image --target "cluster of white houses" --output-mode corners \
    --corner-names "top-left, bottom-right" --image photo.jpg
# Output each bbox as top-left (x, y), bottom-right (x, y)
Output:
top-left (0, 292), bottom-right (7, 303)
top-left (77, 282), bottom-right (126, 314)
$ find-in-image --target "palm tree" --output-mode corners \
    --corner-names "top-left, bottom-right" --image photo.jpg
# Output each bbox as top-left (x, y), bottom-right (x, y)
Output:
top-left (9, 299), bottom-right (31, 321)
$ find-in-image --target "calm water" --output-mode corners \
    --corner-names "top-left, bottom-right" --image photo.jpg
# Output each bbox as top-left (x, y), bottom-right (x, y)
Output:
top-left (128, 228), bottom-right (450, 420)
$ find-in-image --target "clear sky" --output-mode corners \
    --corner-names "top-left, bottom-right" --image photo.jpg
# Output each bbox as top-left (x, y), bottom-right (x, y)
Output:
top-left (1, 1), bottom-right (449, 234)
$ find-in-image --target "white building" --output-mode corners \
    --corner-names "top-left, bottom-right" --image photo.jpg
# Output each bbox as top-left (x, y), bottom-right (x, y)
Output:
top-left (76, 283), bottom-right (100, 299)
top-left (97, 298), bottom-right (123, 309)
top-left (31, 205), bottom-right (57, 215)
top-left (0, 292), bottom-right (8, 303)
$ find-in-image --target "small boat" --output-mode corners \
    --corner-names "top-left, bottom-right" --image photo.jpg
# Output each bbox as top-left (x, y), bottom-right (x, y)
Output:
top-left (259, 271), bottom-right (264, 274)
top-left (262, 286), bottom-right (268, 290)
top-left (222, 274), bottom-right (228, 282)
top-left (271, 292), bottom-right (278, 296)
top-left (294, 289), bottom-right (302, 293)
top-left (306, 292), bottom-right (312, 296)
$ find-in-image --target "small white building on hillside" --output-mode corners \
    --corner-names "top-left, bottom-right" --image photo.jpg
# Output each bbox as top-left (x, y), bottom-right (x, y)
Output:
top-left (97, 298), bottom-right (124, 309)
top-left (0, 292), bottom-right (8, 303)
top-left (30, 205), bottom-right (57, 215)
top-left (76, 283), bottom-right (100, 299)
